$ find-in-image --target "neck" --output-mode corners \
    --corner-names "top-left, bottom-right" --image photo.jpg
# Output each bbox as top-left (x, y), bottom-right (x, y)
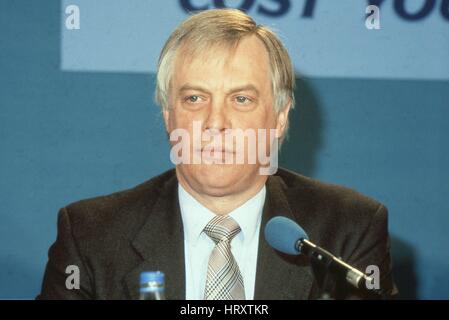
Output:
top-left (177, 171), bottom-right (267, 216)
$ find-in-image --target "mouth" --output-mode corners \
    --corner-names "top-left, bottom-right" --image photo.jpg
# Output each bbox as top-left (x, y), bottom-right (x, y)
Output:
top-left (195, 146), bottom-right (236, 154)
top-left (193, 148), bottom-right (236, 162)
top-left (197, 150), bottom-right (236, 160)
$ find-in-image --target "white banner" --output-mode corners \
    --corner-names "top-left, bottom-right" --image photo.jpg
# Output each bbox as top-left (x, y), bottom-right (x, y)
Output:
top-left (61, 0), bottom-right (449, 79)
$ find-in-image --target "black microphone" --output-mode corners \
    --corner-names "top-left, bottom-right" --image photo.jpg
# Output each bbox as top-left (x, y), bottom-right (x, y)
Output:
top-left (264, 216), bottom-right (376, 292)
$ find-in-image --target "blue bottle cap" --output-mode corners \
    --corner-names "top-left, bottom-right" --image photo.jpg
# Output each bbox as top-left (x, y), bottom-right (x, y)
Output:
top-left (140, 271), bottom-right (165, 285)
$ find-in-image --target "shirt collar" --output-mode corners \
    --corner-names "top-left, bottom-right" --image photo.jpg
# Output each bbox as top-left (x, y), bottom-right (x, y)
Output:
top-left (178, 183), bottom-right (266, 246)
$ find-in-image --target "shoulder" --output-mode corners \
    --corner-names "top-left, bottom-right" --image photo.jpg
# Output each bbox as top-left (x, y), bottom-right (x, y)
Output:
top-left (272, 168), bottom-right (387, 247)
top-left (60, 169), bottom-right (177, 241)
top-left (274, 167), bottom-right (384, 215)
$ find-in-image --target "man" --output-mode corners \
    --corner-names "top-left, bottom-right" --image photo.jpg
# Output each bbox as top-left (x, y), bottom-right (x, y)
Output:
top-left (38, 8), bottom-right (397, 299)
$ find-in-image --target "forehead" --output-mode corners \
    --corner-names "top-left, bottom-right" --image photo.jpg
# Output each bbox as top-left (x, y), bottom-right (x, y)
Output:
top-left (172, 35), bottom-right (271, 89)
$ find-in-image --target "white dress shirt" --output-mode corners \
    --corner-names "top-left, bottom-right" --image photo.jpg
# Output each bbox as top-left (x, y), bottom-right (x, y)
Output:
top-left (178, 183), bottom-right (266, 300)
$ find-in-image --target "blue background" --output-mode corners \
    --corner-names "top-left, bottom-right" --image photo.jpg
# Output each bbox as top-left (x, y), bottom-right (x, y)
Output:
top-left (1, 1), bottom-right (448, 299)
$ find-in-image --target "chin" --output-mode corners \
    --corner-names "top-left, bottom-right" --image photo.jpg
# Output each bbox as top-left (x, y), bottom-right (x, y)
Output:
top-left (185, 164), bottom-right (257, 196)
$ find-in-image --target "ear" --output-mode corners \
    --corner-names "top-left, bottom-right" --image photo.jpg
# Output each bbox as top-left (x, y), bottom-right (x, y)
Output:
top-left (162, 108), bottom-right (170, 133)
top-left (275, 102), bottom-right (292, 139)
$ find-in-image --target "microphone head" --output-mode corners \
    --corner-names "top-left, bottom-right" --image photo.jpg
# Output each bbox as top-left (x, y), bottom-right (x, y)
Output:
top-left (264, 216), bottom-right (309, 255)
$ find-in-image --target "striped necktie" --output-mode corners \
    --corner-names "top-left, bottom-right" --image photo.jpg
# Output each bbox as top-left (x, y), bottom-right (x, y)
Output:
top-left (203, 215), bottom-right (245, 300)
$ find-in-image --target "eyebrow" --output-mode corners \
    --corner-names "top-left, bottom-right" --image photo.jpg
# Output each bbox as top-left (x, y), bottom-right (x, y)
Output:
top-left (178, 83), bottom-right (260, 96)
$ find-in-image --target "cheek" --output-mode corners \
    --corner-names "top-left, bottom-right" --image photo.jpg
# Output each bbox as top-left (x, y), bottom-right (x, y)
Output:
top-left (265, 107), bottom-right (279, 129)
top-left (169, 108), bottom-right (198, 130)
top-left (235, 105), bottom-right (276, 129)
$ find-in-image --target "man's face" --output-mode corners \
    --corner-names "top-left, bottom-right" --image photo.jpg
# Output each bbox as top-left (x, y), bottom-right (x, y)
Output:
top-left (164, 35), bottom-right (290, 197)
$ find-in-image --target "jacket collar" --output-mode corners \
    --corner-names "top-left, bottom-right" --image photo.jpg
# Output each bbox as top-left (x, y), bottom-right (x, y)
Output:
top-left (254, 174), bottom-right (314, 299)
top-left (125, 173), bottom-right (186, 300)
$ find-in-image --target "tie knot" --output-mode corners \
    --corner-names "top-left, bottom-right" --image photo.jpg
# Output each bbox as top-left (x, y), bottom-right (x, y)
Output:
top-left (204, 215), bottom-right (241, 244)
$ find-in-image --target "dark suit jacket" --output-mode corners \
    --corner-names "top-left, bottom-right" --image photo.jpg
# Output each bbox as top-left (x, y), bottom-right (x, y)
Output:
top-left (37, 168), bottom-right (396, 299)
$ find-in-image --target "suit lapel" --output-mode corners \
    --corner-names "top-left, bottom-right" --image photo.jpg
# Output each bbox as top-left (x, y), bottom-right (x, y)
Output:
top-left (254, 175), bottom-right (314, 300)
top-left (124, 173), bottom-right (186, 300)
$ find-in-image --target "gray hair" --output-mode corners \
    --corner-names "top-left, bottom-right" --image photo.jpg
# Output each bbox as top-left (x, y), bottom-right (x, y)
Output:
top-left (155, 9), bottom-right (295, 143)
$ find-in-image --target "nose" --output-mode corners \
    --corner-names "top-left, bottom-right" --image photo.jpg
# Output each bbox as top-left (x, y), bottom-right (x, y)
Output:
top-left (204, 99), bottom-right (230, 133)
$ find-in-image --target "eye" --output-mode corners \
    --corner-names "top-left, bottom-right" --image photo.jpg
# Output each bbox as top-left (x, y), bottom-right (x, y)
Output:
top-left (235, 96), bottom-right (252, 105)
top-left (185, 95), bottom-right (201, 103)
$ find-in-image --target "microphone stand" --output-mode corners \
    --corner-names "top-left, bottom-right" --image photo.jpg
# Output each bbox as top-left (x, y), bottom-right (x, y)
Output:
top-left (299, 239), bottom-right (387, 299)
top-left (307, 245), bottom-right (337, 300)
